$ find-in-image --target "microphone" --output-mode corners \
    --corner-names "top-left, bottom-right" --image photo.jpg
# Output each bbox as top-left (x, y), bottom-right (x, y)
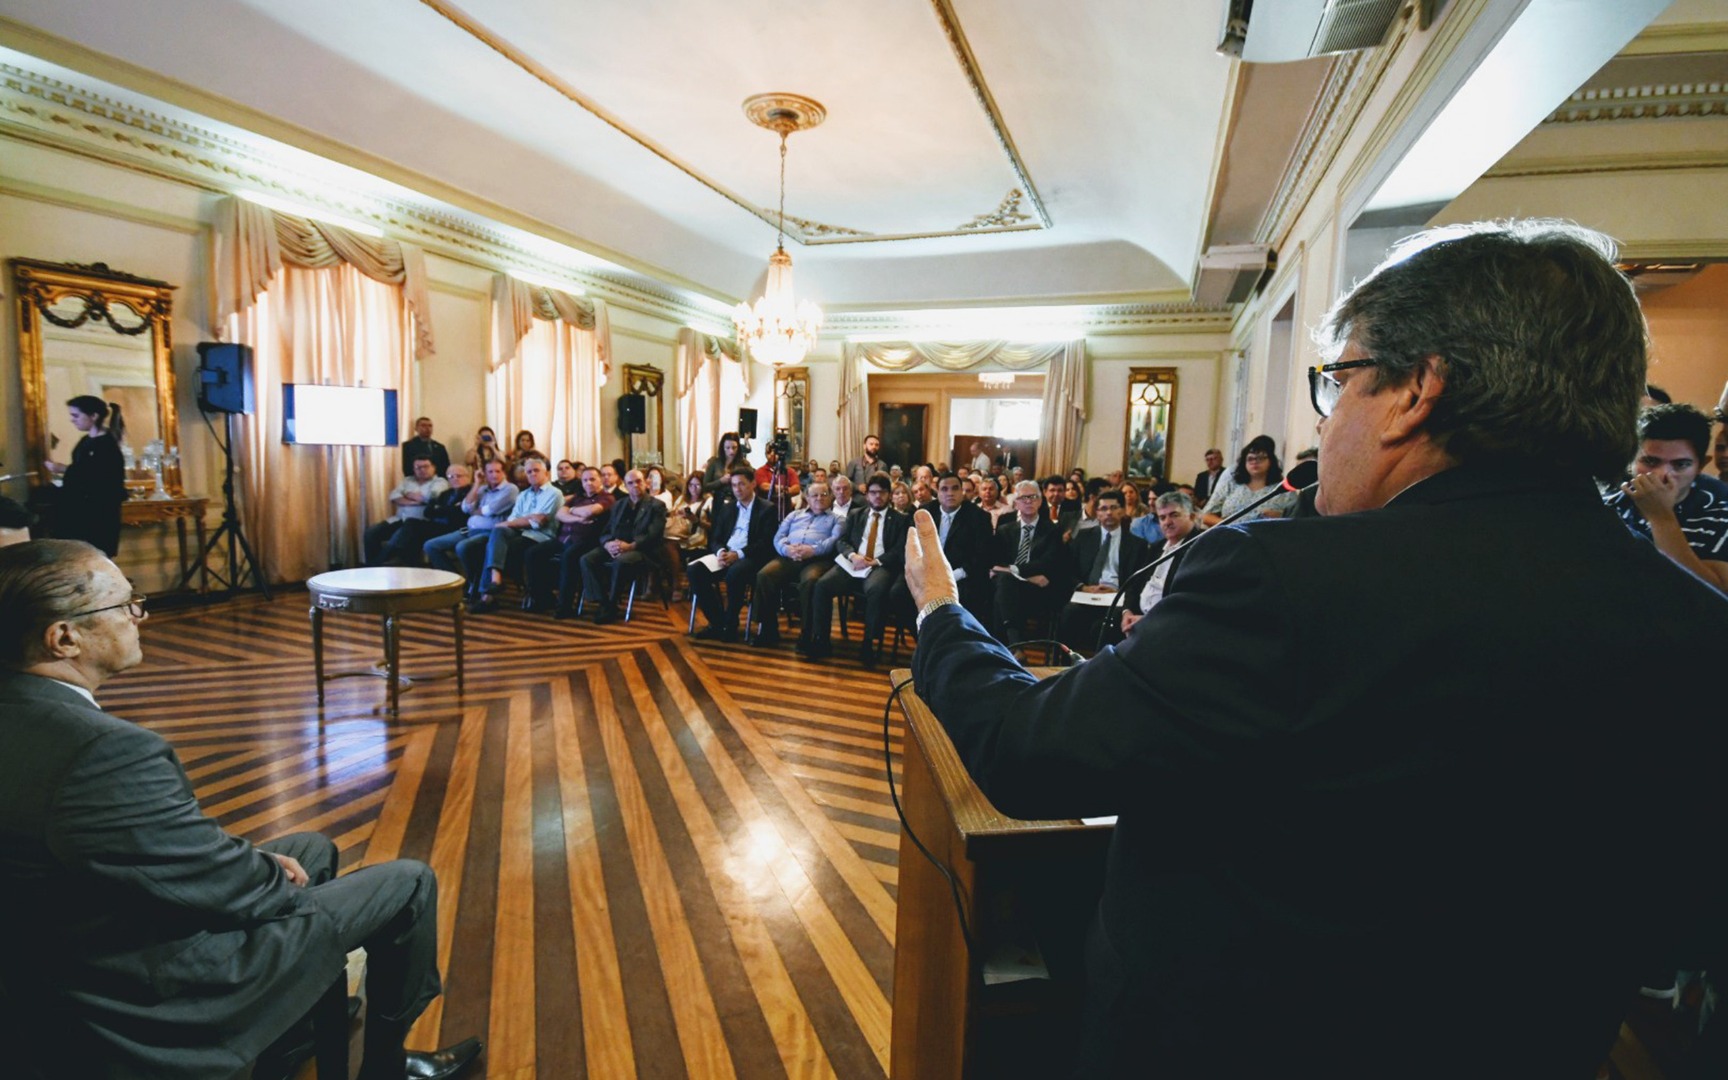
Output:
top-left (1099, 459), bottom-right (1320, 647)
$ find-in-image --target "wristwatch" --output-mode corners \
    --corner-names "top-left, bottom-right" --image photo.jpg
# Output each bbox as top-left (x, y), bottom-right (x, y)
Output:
top-left (916, 595), bottom-right (959, 631)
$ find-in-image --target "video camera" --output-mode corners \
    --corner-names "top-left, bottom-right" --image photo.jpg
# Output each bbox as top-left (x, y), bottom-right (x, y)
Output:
top-left (767, 428), bottom-right (793, 462)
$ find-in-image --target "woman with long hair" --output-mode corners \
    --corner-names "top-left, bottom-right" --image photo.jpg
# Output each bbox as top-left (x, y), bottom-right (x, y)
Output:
top-left (664, 472), bottom-right (712, 601)
top-left (48, 396), bottom-right (128, 555)
top-left (890, 481), bottom-right (914, 515)
top-left (701, 432), bottom-right (749, 500)
top-left (465, 426), bottom-right (503, 471)
top-left (1201, 434), bottom-right (1296, 526)
top-left (506, 430), bottom-right (537, 485)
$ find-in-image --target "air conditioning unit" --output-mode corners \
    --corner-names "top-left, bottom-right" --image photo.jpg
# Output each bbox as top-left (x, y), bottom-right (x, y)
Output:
top-left (1217, 0), bottom-right (1405, 63)
top-left (1194, 244), bottom-right (1274, 306)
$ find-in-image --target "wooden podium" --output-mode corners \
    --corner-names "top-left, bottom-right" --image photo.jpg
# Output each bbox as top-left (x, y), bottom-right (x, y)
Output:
top-left (889, 670), bottom-right (1114, 1079)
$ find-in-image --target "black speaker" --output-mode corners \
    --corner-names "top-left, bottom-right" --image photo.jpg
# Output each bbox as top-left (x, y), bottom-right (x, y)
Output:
top-left (738, 407), bottom-right (758, 439)
top-left (617, 393), bottom-right (646, 434)
top-left (196, 342), bottom-right (255, 415)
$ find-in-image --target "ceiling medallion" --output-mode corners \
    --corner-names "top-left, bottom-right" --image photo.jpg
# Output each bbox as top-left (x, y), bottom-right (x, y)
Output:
top-left (733, 94), bottom-right (827, 369)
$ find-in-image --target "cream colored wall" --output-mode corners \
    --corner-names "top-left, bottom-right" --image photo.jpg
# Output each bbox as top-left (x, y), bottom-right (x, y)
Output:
top-left (1642, 265), bottom-right (1728, 414)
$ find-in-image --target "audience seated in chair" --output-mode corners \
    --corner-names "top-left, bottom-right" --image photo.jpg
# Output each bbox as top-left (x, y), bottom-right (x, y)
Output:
top-left (891, 472), bottom-right (991, 625)
top-left (988, 479), bottom-right (1072, 647)
top-left (378, 463), bottom-right (473, 567)
top-left (424, 459), bottom-right (518, 598)
top-left (1119, 490), bottom-right (1202, 635)
top-left (469, 456), bottom-right (561, 613)
top-left (808, 472), bottom-right (906, 666)
top-left (363, 457), bottom-right (448, 566)
top-left (1058, 487), bottom-right (1150, 653)
top-left (752, 480), bottom-right (843, 647)
top-left (688, 470), bottom-right (779, 642)
top-left (524, 466), bottom-right (613, 615)
top-left (578, 469), bottom-right (667, 624)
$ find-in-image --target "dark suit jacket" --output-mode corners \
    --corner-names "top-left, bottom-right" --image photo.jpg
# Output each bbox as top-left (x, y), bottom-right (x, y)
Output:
top-left (400, 436), bottom-right (450, 477)
top-left (1193, 467), bottom-right (1223, 504)
top-left (599, 494), bottom-right (667, 548)
top-left (919, 501), bottom-right (992, 602)
top-left (1066, 525), bottom-right (1150, 589)
top-left (707, 495), bottom-right (779, 565)
top-left (991, 513), bottom-right (1068, 583)
top-left (0, 673), bottom-right (346, 1078)
top-left (837, 504), bottom-right (909, 574)
top-left (911, 465), bottom-right (1728, 1077)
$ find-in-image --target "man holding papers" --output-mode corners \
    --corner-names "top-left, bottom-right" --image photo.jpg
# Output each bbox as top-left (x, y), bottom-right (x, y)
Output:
top-left (1058, 488), bottom-right (1148, 653)
top-left (806, 472), bottom-right (906, 665)
top-left (988, 480), bottom-right (1071, 646)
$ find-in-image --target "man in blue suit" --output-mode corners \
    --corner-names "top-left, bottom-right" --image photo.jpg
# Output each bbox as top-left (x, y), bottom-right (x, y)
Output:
top-left (902, 221), bottom-right (1728, 1078)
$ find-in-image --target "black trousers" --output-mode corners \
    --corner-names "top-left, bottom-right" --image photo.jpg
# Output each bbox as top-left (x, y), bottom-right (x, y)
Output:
top-left (687, 555), bottom-right (761, 631)
top-left (810, 563), bottom-right (896, 648)
top-left (753, 556), bottom-right (828, 636)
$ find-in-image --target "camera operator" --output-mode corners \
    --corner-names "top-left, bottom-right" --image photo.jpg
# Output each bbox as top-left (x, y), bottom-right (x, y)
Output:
top-left (754, 432), bottom-right (801, 519)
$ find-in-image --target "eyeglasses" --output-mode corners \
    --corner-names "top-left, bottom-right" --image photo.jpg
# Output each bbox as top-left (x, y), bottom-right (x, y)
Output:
top-left (64, 594), bottom-right (149, 621)
top-left (1307, 358), bottom-right (1380, 418)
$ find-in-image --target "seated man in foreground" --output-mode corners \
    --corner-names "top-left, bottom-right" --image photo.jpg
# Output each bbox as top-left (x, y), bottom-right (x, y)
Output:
top-left (578, 468), bottom-right (666, 624)
top-left (901, 221), bottom-right (1728, 1077)
top-left (688, 470), bottom-right (779, 641)
top-left (0, 540), bottom-right (480, 1080)
top-left (752, 480), bottom-right (843, 646)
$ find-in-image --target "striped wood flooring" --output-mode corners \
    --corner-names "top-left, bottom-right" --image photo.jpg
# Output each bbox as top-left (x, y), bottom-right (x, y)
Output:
top-left (102, 591), bottom-right (907, 1079)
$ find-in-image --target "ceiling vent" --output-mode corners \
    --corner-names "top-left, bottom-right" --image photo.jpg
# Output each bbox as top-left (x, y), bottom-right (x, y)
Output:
top-left (1195, 244), bottom-right (1274, 306)
top-left (1217, 0), bottom-right (1405, 63)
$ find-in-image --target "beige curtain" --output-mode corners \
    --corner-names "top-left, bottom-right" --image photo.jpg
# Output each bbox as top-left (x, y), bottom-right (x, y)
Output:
top-left (838, 338), bottom-right (1087, 467)
top-left (488, 275), bottom-right (607, 466)
top-left (211, 196), bottom-right (435, 359)
top-left (227, 264), bottom-right (416, 582)
top-left (1038, 340), bottom-right (1088, 472)
top-left (675, 328), bottom-right (743, 476)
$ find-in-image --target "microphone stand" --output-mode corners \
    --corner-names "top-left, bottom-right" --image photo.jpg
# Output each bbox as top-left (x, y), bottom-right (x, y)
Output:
top-left (1092, 474), bottom-right (1319, 656)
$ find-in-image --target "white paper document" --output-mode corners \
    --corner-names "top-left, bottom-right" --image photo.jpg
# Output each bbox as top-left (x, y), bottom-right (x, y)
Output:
top-left (1069, 589), bottom-right (1119, 607)
top-left (832, 553), bottom-right (872, 578)
top-left (691, 553), bottom-right (723, 573)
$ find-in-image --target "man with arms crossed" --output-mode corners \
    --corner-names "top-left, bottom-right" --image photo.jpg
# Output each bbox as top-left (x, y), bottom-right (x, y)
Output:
top-left (0, 540), bottom-right (480, 1079)
top-left (902, 221), bottom-right (1728, 1077)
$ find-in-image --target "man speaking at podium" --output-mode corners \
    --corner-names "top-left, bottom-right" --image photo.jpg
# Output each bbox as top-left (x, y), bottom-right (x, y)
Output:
top-left (905, 221), bottom-right (1728, 1077)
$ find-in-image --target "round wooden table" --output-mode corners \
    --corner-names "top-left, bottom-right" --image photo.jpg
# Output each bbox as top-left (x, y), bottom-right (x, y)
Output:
top-left (307, 567), bottom-right (465, 716)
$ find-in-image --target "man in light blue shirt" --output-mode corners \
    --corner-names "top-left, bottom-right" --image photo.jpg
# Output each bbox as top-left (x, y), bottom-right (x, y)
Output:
top-left (424, 459), bottom-right (517, 598)
top-left (752, 482), bottom-right (844, 646)
top-left (470, 455), bottom-right (562, 612)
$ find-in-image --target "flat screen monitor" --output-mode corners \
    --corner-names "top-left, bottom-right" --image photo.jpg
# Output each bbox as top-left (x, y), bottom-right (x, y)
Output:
top-left (282, 384), bottom-right (399, 447)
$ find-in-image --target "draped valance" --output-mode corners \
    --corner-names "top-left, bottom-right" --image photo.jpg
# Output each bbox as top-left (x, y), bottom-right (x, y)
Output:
top-left (844, 339), bottom-right (1072, 372)
top-left (490, 274), bottom-right (611, 376)
top-left (210, 196), bottom-right (435, 359)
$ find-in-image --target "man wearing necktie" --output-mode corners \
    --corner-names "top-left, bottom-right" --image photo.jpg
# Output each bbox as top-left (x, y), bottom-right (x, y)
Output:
top-left (1059, 488), bottom-right (1150, 653)
top-left (988, 480), bottom-right (1070, 646)
top-left (807, 472), bottom-right (907, 665)
top-left (892, 473), bottom-right (991, 627)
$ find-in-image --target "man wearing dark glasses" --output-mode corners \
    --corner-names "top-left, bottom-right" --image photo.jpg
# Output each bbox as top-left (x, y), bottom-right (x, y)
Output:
top-left (903, 221), bottom-right (1728, 1077)
top-left (0, 540), bottom-right (481, 1079)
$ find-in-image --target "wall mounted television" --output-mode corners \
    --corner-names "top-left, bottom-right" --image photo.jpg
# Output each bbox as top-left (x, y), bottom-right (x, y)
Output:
top-left (282, 384), bottom-right (399, 446)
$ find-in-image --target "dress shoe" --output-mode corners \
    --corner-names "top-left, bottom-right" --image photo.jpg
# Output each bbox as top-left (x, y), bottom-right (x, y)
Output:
top-left (403, 1037), bottom-right (483, 1079)
top-left (800, 641), bottom-right (831, 661)
top-left (553, 607), bottom-right (575, 620)
top-left (693, 625), bottom-right (735, 642)
top-left (858, 643), bottom-right (877, 669)
top-left (751, 628), bottom-right (781, 647)
top-left (591, 607), bottom-right (616, 626)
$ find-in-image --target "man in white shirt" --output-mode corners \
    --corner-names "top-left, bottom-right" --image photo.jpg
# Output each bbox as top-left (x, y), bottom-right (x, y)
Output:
top-left (688, 470), bottom-right (780, 641)
top-left (1120, 492), bottom-right (1201, 634)
top-left (469, 457), bottom-right (561, 613)
top-left (829, 474), bottom-right (855, 518)
top-left (807, 473), bottom-right (907, 665)
top-left (1059, 488), bottom-right (1150, 653)
top-left (363, 457), bottom-right (448, 566)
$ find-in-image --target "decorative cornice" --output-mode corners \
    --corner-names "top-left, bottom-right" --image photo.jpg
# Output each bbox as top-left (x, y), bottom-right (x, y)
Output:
top-left (1254, 5), bottom-right (1418, 248)
top-left (415, 0), bottom-right (1050, 246)
top-left (1541, 82), bottom-right (1728, 124)
top-left (823, 301), bottom-right (1234, 338)
top-left (1620, 22), bottom-right (1728, 57)
top-left (1484, 147), bottom-right (1728, 178)
top-left (958, 188), bottom-right (1035, 231)
top-left (0, 60), bottom-right (733, 333)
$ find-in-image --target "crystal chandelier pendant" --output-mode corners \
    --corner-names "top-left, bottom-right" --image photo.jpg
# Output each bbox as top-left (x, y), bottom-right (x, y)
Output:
top-left (733, 94), bottom-right (826, 368)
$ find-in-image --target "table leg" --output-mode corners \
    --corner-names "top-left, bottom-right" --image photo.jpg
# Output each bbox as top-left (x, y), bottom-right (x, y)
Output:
top-left (175, 516), bottom-right (188, 590)
top-left (453, 601), bottom-right (466, 695)
top-left (311, 605), bottom-right (325, 706)
top-left (385, 613), bottom-right (401, 717)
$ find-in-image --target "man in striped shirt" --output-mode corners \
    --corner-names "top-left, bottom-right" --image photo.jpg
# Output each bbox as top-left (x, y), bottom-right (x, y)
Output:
top-left (1613, 402), bottom-right (1728, 594)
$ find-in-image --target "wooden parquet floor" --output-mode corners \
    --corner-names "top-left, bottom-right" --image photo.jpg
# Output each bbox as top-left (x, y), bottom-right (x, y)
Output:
top-left (102, 591), bottom-right (906, 1079)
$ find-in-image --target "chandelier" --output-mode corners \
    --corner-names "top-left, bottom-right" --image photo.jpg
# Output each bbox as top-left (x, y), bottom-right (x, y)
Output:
top-left (978, 372), bottom-right (1015, 390)
top-left (733, 94), bottom-right (825, 369)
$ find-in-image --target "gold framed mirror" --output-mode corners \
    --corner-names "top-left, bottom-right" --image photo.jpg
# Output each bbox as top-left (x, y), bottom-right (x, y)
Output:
top-left (622, 363), bottom-right (665, 467)
top-left (13, 259), bottom-right (181, 497)
top-left (774, 366), bottom-right (810, 465)
top-left (1125, 367), bottom-right (1178, 482)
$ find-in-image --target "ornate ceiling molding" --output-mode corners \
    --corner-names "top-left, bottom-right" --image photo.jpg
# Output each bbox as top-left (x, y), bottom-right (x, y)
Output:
top-left (0, 60), bottom-right (735, 335)
top-left (823, 301), bottom-right (1234, 338)
top-left (1484, 147), bottom-right (1728, 179)
top-left (958, 188), bottom-right (1035, 231)
top-left (415, 0), bottom-right (1051, 247)
top-left (1541, 82), bottom-right (1728, 125)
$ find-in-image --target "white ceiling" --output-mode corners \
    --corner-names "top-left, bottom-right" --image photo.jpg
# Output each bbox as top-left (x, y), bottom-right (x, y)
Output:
top-left (0, 0), bottom-right (1236, 308)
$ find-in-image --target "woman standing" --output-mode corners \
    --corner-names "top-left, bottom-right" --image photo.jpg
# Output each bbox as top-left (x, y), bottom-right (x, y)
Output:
top-left (49, 396), bottom-right (127, 555)
top-left (701, 432), bottom-right (749, 499)
top-left (1201, 434), bottom-right (1297, 526)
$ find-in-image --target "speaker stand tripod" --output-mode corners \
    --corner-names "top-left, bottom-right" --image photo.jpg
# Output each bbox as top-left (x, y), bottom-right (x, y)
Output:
top-left (181, 408), bottom-right (271, 599)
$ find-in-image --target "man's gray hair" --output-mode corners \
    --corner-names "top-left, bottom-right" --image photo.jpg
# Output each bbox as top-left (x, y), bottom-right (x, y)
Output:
top-left (0, 539), bottom-right (105, 666)
top-left (1014, 480), bottom-right (1040, 498)
top-left (1316, 219), bottom-right (1646, 479)
top-left (1154, 491), bottom-right (1196, 515)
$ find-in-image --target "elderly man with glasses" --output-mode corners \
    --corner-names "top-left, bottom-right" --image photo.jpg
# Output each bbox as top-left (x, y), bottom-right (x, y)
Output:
top-left (899, 221), bottom-right (1728, 1077)
top-left (0, 540), bottom-right (481, 1080)
top-left (986, 480), bottom-right (1071, 647)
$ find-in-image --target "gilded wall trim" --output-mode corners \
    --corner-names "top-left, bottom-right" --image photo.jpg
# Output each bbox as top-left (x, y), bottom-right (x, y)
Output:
top-left (1542, 83), bottom-right (1728, 124)
top-left (1484, 148), bottom-right (1728, 178)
